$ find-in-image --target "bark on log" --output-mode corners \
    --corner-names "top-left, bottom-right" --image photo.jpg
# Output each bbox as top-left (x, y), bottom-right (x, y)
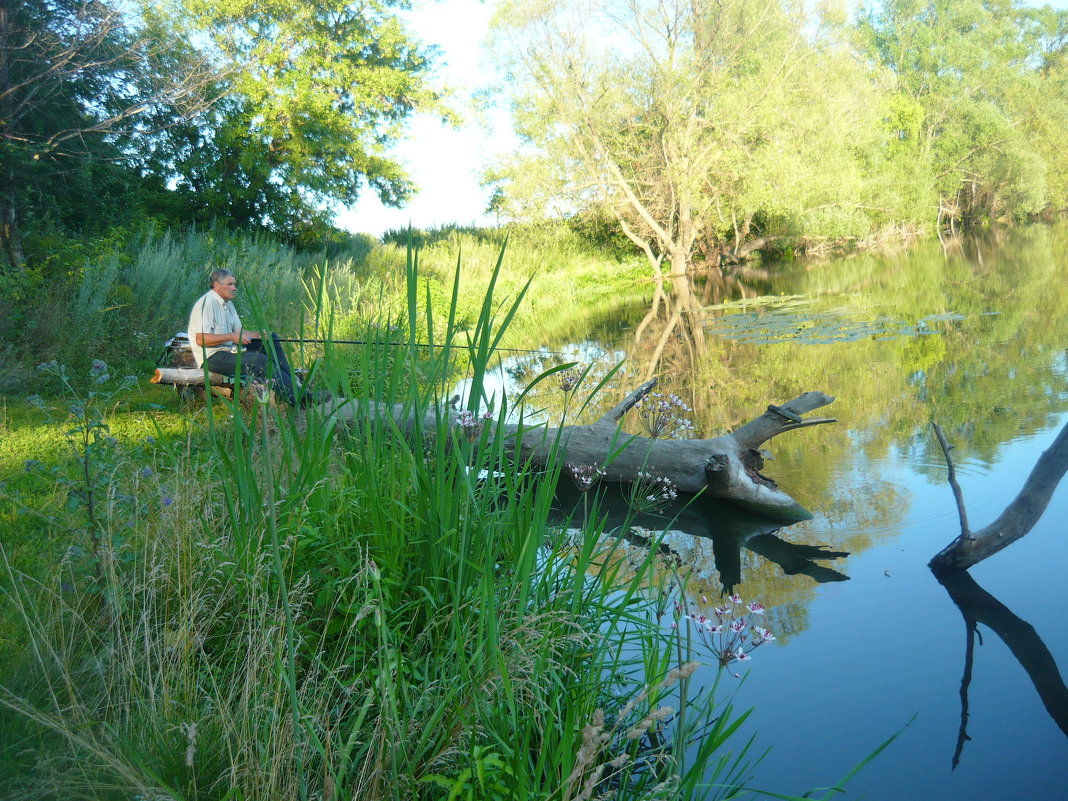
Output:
top-left (326, 381), bottom-right (836, 521)
top-left (151, 367), bottom-right (234, 387)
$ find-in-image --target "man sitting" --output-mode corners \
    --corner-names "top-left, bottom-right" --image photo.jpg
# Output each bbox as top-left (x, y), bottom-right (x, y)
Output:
top-left (188, 268), bottom-right (309, 405)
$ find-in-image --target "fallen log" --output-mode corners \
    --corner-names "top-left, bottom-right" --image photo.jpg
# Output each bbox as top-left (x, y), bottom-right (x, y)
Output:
top-left (929, 419), bottom-right (1068, 572)
top-left (326, 380), bottom-right (836, 521)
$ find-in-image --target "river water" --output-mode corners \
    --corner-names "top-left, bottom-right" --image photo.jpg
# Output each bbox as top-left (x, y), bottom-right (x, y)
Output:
top-left (500, 223), bottom-right (1068, 798)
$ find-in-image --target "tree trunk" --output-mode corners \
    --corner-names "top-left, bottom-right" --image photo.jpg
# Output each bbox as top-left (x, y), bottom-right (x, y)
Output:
top-left (0, 188), bottom-right (23, 274)
top-left (0, 0), bottom-right (23, 274)
top-left (327, 381), bottom-right (836, 521)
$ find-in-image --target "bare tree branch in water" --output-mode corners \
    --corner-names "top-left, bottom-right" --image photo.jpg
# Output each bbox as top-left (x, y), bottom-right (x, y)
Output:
top-left (930, 420), bottom-right (1068, 571)
top-left (929, 419), bottom-right (1068, 765)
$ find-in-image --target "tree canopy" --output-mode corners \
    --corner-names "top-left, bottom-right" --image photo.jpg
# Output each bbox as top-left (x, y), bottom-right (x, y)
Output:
top-left (0, 0), bottom-right (441, 273)
top-left (145, 0), bottom-right (442, 244)
top-left (488, 0), bottom-right (1068, 275)
top-left (0, 0), bottom-right (215, 272)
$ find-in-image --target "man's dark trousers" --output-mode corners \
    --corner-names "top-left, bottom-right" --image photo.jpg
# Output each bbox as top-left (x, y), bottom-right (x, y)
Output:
top-left (204, 333), bottom-right (299, 405)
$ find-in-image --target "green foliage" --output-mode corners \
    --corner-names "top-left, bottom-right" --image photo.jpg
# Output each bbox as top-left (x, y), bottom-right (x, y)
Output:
top-left (0, 0), bottom-right (439, 271)
top-left (420, 746), bottom-right (519, 801)
top-left (145, 0), bottom-right (442, 245)
top-left (0, 252), bottom-right (759, 801)
top-left (490, 0), bottom-right (1068, 268)
top-left (489, 0), bottom-right (901, 274)
top-left (858, 0), bottom-right (1068, 228)
top-left (0, 0), bottom-right (214, 273)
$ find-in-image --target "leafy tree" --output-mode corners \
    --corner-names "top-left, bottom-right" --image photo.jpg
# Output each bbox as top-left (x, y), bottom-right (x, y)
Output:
top-left (0, 0), bottom-right (215, 274)
top-left (858, 0), bottom-right (1068, 228)
top-left (488, 0), bottom-right (889, 276)
top-left (147, 0), bottom-right (442, 245)
top-left (1015, 5), bottom-right (1068, 214)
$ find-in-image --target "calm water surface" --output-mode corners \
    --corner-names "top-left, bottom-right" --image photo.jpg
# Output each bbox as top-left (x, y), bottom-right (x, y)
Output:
top-left (508, 224), bottom-right (1068, 798)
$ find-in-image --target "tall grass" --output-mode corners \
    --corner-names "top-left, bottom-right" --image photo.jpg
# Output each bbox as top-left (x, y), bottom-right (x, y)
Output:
top-left (1, 244), bottom-right (750, 800)
top-left (3, 220), bottom-right (650, 396)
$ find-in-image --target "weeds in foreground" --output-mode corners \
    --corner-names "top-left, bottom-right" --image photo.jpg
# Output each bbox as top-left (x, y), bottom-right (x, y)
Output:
top-left (0, 247), bottom-right (759, 800)
top-left (1, 239), bottom-right (905, 799)
top-left (22, 359), bottom-right (140, 595)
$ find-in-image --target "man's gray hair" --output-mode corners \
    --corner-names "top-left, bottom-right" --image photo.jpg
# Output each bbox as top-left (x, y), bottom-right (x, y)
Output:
top-left (209, 268), bottom-right (235, 288)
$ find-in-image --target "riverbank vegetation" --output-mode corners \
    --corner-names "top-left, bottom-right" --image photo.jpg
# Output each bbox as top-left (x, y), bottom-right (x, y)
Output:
top-left (3, 0), bottom-right (1064, 795)
top-left (0, 257), bottom-right (776, 800)
top-left (0, 222), bottom-right (648, 395)
top-left (489, 0), bottom-right (1068, 274)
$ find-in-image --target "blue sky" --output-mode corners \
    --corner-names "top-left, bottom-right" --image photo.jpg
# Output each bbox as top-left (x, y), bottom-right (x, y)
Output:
top-left (337, 0), bottom-right (1068, 238)
top-left (336, 0), bottom-right (514, 237)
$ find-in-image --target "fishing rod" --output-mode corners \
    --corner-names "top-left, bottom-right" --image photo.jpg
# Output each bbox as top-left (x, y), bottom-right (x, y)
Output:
top-left (274, 337), bottom-right (573, 358)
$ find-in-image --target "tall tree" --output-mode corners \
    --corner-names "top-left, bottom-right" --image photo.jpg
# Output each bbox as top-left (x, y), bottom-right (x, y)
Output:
top-left (859, 0), bottom-right (1065, 228)
top-left (488, 0), bottom-right (886, 276)
top-left (147, 0), bottom-right (441, 244)
top-left (0, 0), bottom-right (214, 273)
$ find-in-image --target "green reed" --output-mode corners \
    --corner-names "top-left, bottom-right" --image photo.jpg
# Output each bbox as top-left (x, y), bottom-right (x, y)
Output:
top-left (0, 242), bottom-right (756, 801)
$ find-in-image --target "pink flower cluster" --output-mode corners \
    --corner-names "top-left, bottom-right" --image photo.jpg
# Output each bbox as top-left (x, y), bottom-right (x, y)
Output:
top-left (567, 463), bottom-right (606, 492)
top-left (628, 471), bottom-right (679, 513)
top-left (635, 392), bottom-right (696, 439)
top-left (557, 365), bottom-right (584, 393)
top-left (456, 409), bottom-right (493, 442)
top-left (673, 593), bottom-right (775, 672)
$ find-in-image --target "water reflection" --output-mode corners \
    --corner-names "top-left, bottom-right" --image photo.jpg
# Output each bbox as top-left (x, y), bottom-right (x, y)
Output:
top-left (552, 479), bottom-right (850, 594)
top-left (634, 273), bottom-right (709, 378)
top-left (523, 223), bottom-right (1068, 796)
top-left (929, 419), bottom-right (1068, 764)
top-left (936, 570), bottom-right (1068, 768)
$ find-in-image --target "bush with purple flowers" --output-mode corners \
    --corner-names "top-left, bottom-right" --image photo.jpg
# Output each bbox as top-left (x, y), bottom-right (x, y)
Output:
top-left (21, 360), bottom-right (142, 591)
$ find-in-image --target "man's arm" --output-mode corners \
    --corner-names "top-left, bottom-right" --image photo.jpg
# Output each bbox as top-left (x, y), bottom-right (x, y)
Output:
top-left (195, 331), bottom-right (256, 347)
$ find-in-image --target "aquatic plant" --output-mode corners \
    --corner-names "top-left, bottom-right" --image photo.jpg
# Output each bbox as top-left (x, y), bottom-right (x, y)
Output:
top-left (455, 408), bottom-right (493, 442)
top-left (567, 462), bottom-right (606, 492)
top-left (676, 594), bottom-right (776, 674)
top-left (635, 392), bottom-right (696, 439)
top-left (557, 364), bottom-right (584, 393)
top-left (627, 471), bottom-right (679, 514)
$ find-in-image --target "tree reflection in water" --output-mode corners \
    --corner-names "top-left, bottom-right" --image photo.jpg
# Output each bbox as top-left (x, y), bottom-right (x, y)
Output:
top-left (552, 477), bottom-right (849, 595)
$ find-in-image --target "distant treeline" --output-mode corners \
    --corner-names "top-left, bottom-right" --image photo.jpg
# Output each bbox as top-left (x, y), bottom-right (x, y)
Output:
top-left (489, 0), bottom-right (1068, 272)
top-left (2, 0), bottom-right (1067, 328)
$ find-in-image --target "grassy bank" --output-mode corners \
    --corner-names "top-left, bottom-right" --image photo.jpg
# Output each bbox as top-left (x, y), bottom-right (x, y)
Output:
top-left (0, 250), bottom-right (759, 800)
top-left (0, 222), bottom-right (649, 396)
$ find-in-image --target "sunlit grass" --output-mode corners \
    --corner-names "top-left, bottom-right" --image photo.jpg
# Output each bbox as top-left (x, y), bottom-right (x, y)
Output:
top-left (0, 246), bottom-right (753, 800)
